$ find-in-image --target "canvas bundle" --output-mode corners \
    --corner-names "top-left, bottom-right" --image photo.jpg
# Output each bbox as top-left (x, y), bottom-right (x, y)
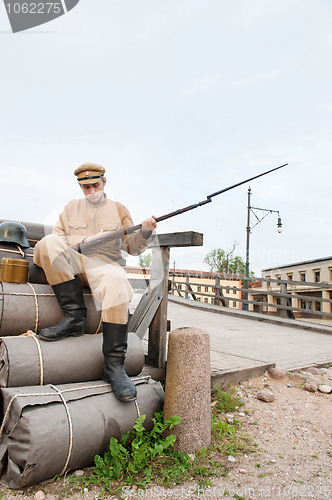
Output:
top-left (0, 282), bottom-right (101, 336)
top-left (0, 378), bottom-right (164, 489)
top-left (0, 333), bottom-right (145, 388)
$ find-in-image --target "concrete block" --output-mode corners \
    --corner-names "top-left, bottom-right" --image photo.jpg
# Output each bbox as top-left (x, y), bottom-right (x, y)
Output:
top-left (163, 327), bottom-right (211, 453)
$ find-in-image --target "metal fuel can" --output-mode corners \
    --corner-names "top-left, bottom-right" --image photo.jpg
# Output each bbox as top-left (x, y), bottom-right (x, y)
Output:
top-left (0, 258), bottom-right (29, 284)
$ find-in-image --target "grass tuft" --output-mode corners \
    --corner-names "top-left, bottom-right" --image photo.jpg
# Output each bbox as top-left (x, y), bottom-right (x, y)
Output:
top-left (64, 386), bottom-right (256, 498)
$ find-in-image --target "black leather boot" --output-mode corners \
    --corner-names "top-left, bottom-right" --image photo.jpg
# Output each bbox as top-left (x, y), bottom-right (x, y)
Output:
top-left (102, 322), bottom-right (137, 402)
top-left (38, 276), bottom-right (86, 341)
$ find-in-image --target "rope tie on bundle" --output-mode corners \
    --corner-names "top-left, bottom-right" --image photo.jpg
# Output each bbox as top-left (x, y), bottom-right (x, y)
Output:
top-left (49, 384), bottom-right (74, 475)
top-left (0, 246), bottom-right (33, 258)
top-left (27, 282), bottom-right (39, 333)
top-left (16, 245), bottom-right (25, 257)
top-left (20, 330), bottom-right (44, 385)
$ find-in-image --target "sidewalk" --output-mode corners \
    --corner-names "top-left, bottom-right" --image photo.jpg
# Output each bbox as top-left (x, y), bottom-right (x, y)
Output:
top-left (167, 296), bottom-right (332, 385)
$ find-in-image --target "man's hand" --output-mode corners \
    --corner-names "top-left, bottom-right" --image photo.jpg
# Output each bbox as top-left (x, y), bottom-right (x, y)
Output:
top-left (141, 216), bottom-right (157, 237)
top-left (82, 229), bottom-right (108, 244)
top-left (80, 217), bottom-right (156, 245)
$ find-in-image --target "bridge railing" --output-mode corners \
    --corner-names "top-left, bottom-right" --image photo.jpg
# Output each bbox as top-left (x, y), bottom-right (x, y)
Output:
top-left (168, 272), bottom-right (332, 321)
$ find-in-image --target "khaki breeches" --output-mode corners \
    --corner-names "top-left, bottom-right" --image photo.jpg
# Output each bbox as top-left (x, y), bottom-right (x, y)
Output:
top-left (33, 234), bottom-right (133, 324)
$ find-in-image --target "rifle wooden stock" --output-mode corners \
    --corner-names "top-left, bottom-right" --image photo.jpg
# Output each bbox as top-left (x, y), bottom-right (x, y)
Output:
top-left (74, 163), bottom-right (287, 254)
top-left (73, 224), bottom-right (142, 254)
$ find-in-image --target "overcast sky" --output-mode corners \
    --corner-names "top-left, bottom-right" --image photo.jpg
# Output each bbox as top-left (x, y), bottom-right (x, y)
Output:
top-left (1, 0), bottom-right (332, 275)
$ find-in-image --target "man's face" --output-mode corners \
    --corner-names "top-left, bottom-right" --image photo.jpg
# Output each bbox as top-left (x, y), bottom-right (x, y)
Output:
top-left (80, 178), bottom-right (106, 205)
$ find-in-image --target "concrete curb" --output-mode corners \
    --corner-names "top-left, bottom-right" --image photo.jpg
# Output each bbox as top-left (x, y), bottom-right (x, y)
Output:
top-left (211, 363), bottom-right (276, 390)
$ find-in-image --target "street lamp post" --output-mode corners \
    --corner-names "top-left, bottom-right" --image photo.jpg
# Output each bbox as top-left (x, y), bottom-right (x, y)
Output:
top-left (243, 187), bottom-right (282, 311)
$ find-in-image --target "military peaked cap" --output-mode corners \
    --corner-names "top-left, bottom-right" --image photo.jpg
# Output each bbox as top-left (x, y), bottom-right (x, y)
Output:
top-left (74, 163), bottom-right (106, 184)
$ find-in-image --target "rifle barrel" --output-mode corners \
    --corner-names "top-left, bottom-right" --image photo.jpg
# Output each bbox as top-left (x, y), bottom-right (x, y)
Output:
top-left (207, 163), bottom-right (287, 199)
top-left (75, 163), bottom-right (287, 254)
top-left (155, 198), bottom-right (212, 223)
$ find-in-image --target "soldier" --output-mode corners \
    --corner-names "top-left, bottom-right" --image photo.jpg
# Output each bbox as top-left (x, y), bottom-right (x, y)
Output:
top-left (33, 163), bottom-right (156, 402)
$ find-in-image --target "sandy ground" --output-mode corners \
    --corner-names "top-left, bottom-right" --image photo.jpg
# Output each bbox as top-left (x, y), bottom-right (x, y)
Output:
top-left (0, 371), bottom-right (331, 500)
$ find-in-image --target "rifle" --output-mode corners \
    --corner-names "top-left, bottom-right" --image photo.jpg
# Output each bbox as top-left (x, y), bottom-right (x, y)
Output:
top-left (75, 163), bottom-right (287, 254)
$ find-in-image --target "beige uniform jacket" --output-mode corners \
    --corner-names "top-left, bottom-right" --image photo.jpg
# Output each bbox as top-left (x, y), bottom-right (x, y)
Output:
top-left (52, 195), bottom-right (151, 264)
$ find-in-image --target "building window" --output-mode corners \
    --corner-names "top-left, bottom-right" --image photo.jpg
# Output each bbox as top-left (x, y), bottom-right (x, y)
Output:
top-left (300, 272), bottom-right (306, 282)
top-left (205, 286), bottom-right (209, 293)
top-left (315, 301), bottom-right (321, 312)
top-left (233, 287), bottom-right (237, 294)
top-left (197, 286), bottom-right (201, 292)
top-left (276, 275), bottom-right (281, 281)
top-left (308, 301), bottom-right (313, 310)
top-left (226, 287), bottom-right (230, 294)
top-left (204, 298), bottom-right (209, 303)
top-left (314, 270), bottom-right (320, 283)
top-left (301, 300), bottom-right (306, 309)
top-left (233, 301), bottom-right (237, 308)
top-left (287, 274), bottom-right (293, 281)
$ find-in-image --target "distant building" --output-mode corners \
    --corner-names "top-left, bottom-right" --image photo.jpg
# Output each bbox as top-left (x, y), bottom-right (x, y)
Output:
top-left (249, 257), bottom-right (332, 317)
top-left (125, 266), bottom-right (243, 309)
top-left (170, 268), bottom-right (243, 308)
top-left (262, 257), bottom-right (332, 284)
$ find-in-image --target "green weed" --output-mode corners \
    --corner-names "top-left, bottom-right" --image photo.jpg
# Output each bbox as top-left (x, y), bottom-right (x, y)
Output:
top-left (65, 386), bottom-right (254, 498)
top-left (210, 388), bottom-right (255, 458)
top-left (258, 471), bottom-right (273, 478)
top-left (66, 410), bottom-right (226, 497)
top-left (212, 385), bottom-right (243, 413)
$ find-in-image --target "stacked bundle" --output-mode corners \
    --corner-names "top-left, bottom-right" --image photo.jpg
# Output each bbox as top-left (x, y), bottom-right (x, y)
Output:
top-left (0, 220), bottom-right (164, 489)
top-left (0, 376), bottom-right (164, 489)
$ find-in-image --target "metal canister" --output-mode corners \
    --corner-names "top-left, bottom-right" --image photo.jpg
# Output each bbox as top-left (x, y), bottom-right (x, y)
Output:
top-left (0, 258), bottom-right (29, 284)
